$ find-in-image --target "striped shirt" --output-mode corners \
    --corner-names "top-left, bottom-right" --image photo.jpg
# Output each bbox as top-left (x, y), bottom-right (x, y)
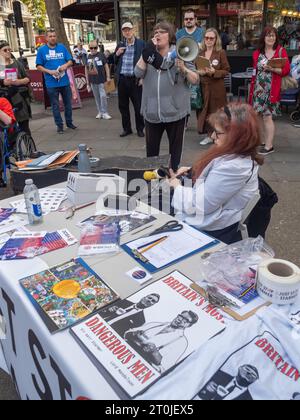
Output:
top-left (121, 42), bottom-right (135, 76)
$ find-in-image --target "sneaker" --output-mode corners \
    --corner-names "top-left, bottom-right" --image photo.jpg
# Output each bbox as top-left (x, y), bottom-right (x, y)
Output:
top-left (96, 114), bottom-right (101, 119)
top-left (102, 113), bottom-right (112, 120)
top-left (57, 126), bottom-right (64, 134)
top-left (200, 137), bottom-right (213, 146)
top-left (293, 124), bottom-right (300, 128)
top-left (258, 147), bottom-right (275, 156)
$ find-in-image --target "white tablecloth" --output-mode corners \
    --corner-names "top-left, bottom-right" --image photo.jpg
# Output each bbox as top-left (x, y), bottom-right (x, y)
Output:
top-left (0, 183), bottom-right (221, 400)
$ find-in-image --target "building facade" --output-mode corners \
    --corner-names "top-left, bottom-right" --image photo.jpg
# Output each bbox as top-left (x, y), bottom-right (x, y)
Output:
top-left (59, 0), bottom-right (108, 45)
top-left (0, 0), bottom-right (34, 51)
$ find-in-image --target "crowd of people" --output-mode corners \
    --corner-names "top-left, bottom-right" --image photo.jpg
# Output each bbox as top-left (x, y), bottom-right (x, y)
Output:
top-left (0, 13), bottom-right (295, 243)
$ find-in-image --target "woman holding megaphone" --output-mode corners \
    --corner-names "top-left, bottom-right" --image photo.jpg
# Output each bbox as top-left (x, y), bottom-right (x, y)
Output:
top-left (197, 28), bottom-right (230, 145)
top-left (135, 21), bottom-right (199, 171)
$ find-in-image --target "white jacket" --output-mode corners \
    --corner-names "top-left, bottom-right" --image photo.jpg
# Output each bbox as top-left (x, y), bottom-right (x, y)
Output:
top-left (172, 155), bottom-right (259, 232)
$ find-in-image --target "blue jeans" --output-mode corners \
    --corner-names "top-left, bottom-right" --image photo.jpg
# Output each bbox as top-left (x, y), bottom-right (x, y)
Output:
top-left (47, 86), bottom-right (73, 128)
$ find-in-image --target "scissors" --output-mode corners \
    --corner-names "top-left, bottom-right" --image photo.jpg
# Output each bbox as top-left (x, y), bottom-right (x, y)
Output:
top-left (148, 221), bottom-right (184, 237)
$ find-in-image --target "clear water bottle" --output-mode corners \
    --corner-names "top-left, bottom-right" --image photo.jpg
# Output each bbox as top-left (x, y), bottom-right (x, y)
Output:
top-left (78, 144), bottom-right (91, 173)
top-left (24, 179), bottom-right (43, 225)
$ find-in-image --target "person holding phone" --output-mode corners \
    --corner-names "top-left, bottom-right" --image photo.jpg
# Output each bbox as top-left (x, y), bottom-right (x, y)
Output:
top-left (114, 22), bottom-right (145, 138)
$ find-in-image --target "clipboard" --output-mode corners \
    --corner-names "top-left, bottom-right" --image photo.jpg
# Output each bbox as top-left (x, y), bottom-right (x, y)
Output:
top-left (121, 226), bottom-right (220, 274)
top-left (267, 58), bottom-right (287, 69)
top-left (190, 283), bottom-right (270, 321)
top-left (196, 56), bottom-right (211, 70)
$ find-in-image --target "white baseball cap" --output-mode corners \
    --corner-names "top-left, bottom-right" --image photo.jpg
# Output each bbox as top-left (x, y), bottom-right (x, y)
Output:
top-left (122, 22), bottom-right (134, 30)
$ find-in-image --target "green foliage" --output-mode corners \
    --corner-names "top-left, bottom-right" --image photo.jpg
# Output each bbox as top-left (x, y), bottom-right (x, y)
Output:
top-left (22, 0), bottom-right (47, 31)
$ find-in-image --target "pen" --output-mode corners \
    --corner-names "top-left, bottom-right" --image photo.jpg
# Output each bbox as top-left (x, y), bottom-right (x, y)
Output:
top-left (139, 236), bottom-right (168, 254)
top-left (137, 236), bottom-right (168, 251)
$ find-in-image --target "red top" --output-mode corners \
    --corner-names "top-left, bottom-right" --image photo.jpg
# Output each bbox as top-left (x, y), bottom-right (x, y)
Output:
top-left (249, 46), bottom-right (291, 105)
top-left (0, 98), bottom-right (16, 125)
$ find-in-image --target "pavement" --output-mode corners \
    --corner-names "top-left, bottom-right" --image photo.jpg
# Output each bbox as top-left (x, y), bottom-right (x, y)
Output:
top-left (0, 96), bottom-right (300, 400)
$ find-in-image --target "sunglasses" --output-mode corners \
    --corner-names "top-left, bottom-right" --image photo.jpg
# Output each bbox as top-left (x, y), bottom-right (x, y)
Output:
top-left (184, 18), bottom-right (195, 21)
top-left (1, 48), bottom-right (11, 53)
top-left (205, 36), bottom-right (216, 41)
top-left (90, 47), bottom-right (98, 50)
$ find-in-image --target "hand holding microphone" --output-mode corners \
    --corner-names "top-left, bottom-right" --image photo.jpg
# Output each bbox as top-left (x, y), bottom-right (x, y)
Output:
top-left (142, 41), bottom-right (164, 70)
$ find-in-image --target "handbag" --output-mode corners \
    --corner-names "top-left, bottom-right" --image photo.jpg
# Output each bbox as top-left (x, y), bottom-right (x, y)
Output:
top-left (104, 79), bottom-right (116, 94)
top-left (190, 84), bottom-right (203, 110)
top-left (279, 48), bottom-right (298, 92)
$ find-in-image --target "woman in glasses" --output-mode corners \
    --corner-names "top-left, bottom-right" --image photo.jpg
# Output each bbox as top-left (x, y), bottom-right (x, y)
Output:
top-left (197, 28), bottom-right (230, 146)
top-left (249, 27), bottom-right (290, 156)
top-left (167, 103), bottom-right (263, 244)
top-left (0, 40), bottom-right (32, 135)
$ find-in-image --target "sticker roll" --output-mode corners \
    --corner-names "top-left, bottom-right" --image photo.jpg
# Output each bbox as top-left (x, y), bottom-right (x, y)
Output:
top-left (256, 259), bottom-right (300, 305)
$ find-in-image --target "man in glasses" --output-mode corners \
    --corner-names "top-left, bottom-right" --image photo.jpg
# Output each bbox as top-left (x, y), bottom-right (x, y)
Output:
top-left (85, 41), bottom-right (112, 120)
top-left (114, 22), bottom-right (145, 138)
top-left (36, 29), bottom-right (77, 134)
top-left (176, 9), bottom-right (204, 44)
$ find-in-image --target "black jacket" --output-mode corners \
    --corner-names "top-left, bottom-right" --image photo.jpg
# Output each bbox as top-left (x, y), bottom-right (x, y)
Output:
top-left (114, 38), bottom-right (145, 84)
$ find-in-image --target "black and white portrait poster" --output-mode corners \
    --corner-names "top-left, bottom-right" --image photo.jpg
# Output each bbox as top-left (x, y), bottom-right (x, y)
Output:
top-left (196, 330), bottom-right (300, 400)
top-left (136, 315), bottom-right (300, 401)
top-left (71, 271), bottom-right (225, 398)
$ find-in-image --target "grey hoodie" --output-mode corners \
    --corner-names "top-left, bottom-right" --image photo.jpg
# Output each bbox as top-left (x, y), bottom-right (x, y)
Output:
top-left (135, 49), bottom-right (197, 124)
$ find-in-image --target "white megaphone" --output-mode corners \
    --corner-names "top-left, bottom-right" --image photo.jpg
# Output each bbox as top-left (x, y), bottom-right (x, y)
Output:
top-left (167, 36), bottom-right (199, 63)
top-left (176, 36), bottom-right (199, 62)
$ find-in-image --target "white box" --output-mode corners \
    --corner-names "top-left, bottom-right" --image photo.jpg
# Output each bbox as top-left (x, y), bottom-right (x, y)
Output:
top-left (66, 173), bottom-right (126, 206)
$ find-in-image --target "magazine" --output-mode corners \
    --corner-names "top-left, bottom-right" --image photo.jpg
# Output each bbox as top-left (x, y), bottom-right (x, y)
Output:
top-left (78, 222), bottom-right (121, 256)
top-left (20, 258), bottom-right (119, 333)
top-left (0, 229), bottom-right (77, 260)
top-left (71, 270), bottom-right (225, 398)
top-left (78, 211), bottom-right (156, 236)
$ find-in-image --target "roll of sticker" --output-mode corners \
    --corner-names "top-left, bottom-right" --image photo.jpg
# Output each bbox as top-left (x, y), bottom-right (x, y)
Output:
top-left (256, 259), bottom-right (300, 305)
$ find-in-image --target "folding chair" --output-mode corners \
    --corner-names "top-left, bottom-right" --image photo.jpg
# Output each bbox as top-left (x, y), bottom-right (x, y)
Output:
top-left (238, 191), bottom-right (261, 240)
top-left (224, 73), bottom-right (234, 102)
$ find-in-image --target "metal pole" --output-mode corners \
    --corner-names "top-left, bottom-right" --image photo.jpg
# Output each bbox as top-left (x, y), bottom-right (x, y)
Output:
top-left (263, 0), bottom-right (269, 28)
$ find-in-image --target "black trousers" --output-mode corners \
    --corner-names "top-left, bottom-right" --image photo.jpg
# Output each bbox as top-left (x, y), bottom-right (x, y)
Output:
top-left (118, 76), bottom-right (144, 133)
top-left (145, 117), bottom-right (186, 171)
top-left (204, 223), bottom-right (242, 245)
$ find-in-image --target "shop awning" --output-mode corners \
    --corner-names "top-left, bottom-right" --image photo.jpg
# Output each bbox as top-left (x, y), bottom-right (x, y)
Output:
top-left (61, 1), bottom-right (115, 24)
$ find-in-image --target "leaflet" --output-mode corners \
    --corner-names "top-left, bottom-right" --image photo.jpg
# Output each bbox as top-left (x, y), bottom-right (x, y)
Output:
top-left (78, 222), bottom-right (120, 256)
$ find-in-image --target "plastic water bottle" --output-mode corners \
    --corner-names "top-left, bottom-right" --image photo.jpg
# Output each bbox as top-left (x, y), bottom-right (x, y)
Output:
top-left (24, 179), bottom-right (43, 225)
top-left (78, 144), bottom-right (91, 173)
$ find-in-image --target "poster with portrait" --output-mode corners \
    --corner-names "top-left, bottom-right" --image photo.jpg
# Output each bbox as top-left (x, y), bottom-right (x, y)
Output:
top-left (195, 330), bottom-right (300, 401)
top-left (71, 271), bottom-right (225, 398)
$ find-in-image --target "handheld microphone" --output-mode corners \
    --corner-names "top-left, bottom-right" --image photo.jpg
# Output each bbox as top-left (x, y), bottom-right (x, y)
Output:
top-left (143, 167), bottom-right (171, 181)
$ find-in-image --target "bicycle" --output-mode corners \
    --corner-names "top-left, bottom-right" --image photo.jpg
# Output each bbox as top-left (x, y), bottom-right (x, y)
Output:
top-left (0, 122), bottom-right (37, 187)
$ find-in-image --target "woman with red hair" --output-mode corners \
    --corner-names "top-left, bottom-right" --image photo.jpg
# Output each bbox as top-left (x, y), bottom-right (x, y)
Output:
top-left (167, 103), bottom-right (263, 244)
top-left (249, 26), bottom-right (290, 155)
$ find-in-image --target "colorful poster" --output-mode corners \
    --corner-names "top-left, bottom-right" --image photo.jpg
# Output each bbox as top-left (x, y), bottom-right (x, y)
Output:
top-left (20, 258), bottom-right (119, 333)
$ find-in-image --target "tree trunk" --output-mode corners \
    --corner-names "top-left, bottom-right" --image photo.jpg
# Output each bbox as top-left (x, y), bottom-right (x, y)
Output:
top-left (44, 0), bottom-right (70, 51)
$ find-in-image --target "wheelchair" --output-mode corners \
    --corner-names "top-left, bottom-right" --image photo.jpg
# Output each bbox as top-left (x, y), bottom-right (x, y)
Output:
top-left (0, 121), bottom-right (37, 187)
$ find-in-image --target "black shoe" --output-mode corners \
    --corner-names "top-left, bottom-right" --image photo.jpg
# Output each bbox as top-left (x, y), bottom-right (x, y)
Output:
top-left (120, 130), bottom-right (133, 138)
top-left (57, 126), bottom-right (64, 134)
top-left (137, 131), bottom-right (145, 138)
top-left (67, 124), bottom-right (77, 130)
top-left (258, 147), bottom-right (275, 156)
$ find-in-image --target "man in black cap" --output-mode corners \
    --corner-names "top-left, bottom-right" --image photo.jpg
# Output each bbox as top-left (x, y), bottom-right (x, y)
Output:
top-left (115, 22), bottom-right (145, 138)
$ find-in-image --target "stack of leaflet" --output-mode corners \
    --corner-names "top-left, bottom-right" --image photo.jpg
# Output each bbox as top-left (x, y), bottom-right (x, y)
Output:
top-left (0, 208), bottom-right (28, 235)
top-left (16, 150), bottom-right (79, 171)
top-left (0, 229), bottom-right (77, 260)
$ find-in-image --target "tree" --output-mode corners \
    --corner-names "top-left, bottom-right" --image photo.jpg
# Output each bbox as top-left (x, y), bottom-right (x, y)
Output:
top-left (22, 0), bottom-right (47, 32)
top-left (44, 0), bottom-right (70, 49)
